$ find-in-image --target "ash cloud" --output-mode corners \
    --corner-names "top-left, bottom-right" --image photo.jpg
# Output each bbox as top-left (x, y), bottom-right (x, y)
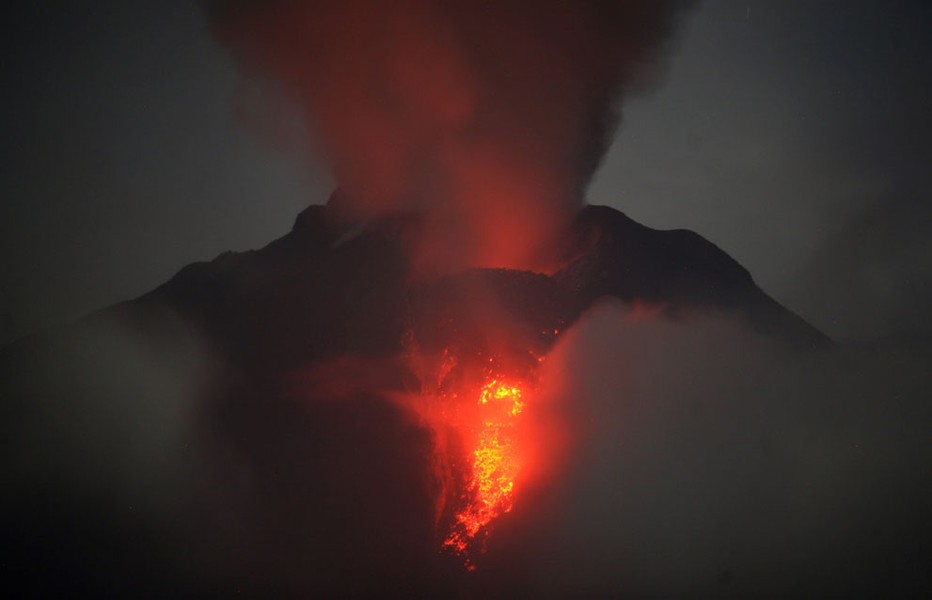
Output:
top-left (0, 314), bottom-right (451, 595)
top-left (492, 302), bottom-right (932, 596)
top-left (207, 0), bottom-right (695, 271)
top-left (0, 314), bottom-right (210, 593)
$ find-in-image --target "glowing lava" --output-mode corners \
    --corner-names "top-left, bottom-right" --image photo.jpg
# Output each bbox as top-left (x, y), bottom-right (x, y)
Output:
top-left (443, 377), bottom-right (527, 565)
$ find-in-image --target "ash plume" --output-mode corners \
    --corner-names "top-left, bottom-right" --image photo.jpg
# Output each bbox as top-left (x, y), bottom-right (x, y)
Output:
top-left (208, 0), bottom-right (695, 271)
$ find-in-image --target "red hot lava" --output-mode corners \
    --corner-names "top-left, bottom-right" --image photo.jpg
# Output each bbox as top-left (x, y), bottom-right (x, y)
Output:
top-left (442, 375), bottom-right (529, 565)
top-left (407, 334), bottom-right (554, 570)
top-left (401, 269), bottom-right (571, 569)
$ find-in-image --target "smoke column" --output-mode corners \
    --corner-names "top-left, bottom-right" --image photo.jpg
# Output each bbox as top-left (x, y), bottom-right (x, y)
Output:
top-left (208, 0), bottom-right (695, 272)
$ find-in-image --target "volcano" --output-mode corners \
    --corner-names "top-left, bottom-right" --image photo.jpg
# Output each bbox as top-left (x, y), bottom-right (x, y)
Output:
top-left (0, 193), bottom-right (827, 595)
top-left (121, 192), bottom-right (826, 368)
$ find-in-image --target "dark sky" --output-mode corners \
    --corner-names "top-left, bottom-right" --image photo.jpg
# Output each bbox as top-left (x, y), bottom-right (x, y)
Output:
top-left (2, 0), bottom-right (931, 345)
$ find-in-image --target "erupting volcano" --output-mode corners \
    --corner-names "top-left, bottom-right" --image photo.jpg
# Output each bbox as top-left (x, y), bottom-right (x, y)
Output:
top-left (0, 0), bottom-right (853, 596)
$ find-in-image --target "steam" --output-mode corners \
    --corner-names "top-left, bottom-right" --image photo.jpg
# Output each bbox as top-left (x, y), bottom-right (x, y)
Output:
top-left (494, 302), bottom-right (932, 596)
top-left (208, 0), bottom-right (695, 271)
top-left (0, 315), bottom-right (210, 593)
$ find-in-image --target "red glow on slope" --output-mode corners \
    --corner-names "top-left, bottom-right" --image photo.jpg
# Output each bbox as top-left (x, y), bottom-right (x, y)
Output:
top-left (443, 376), bottom-right (529, 567)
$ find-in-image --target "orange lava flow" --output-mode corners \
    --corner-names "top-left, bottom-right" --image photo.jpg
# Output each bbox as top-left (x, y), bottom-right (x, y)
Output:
top-left (443, 378), bottom-right (526, 564)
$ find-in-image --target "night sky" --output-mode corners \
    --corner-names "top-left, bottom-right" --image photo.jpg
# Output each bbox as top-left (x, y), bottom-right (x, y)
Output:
top-left (3, 1), bottom-right (930, 345)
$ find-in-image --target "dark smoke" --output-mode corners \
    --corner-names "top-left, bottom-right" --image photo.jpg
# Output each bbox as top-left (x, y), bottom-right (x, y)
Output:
top-left (208, 0), bottom-right (695, 271)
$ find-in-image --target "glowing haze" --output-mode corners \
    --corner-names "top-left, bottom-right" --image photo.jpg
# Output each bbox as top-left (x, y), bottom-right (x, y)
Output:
top-left (209, 0), bottom-right (694, 272)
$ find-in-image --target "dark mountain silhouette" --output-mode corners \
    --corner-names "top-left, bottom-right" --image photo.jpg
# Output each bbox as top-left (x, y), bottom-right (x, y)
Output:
top-left (0, 195), bottom-right (828, 595)
top-left (117, 195), bottom-right (827, 373)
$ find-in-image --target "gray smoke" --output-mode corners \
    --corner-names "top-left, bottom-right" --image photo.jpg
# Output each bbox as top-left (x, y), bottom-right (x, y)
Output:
top-left (504, 301), bottom-right (932, 595)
